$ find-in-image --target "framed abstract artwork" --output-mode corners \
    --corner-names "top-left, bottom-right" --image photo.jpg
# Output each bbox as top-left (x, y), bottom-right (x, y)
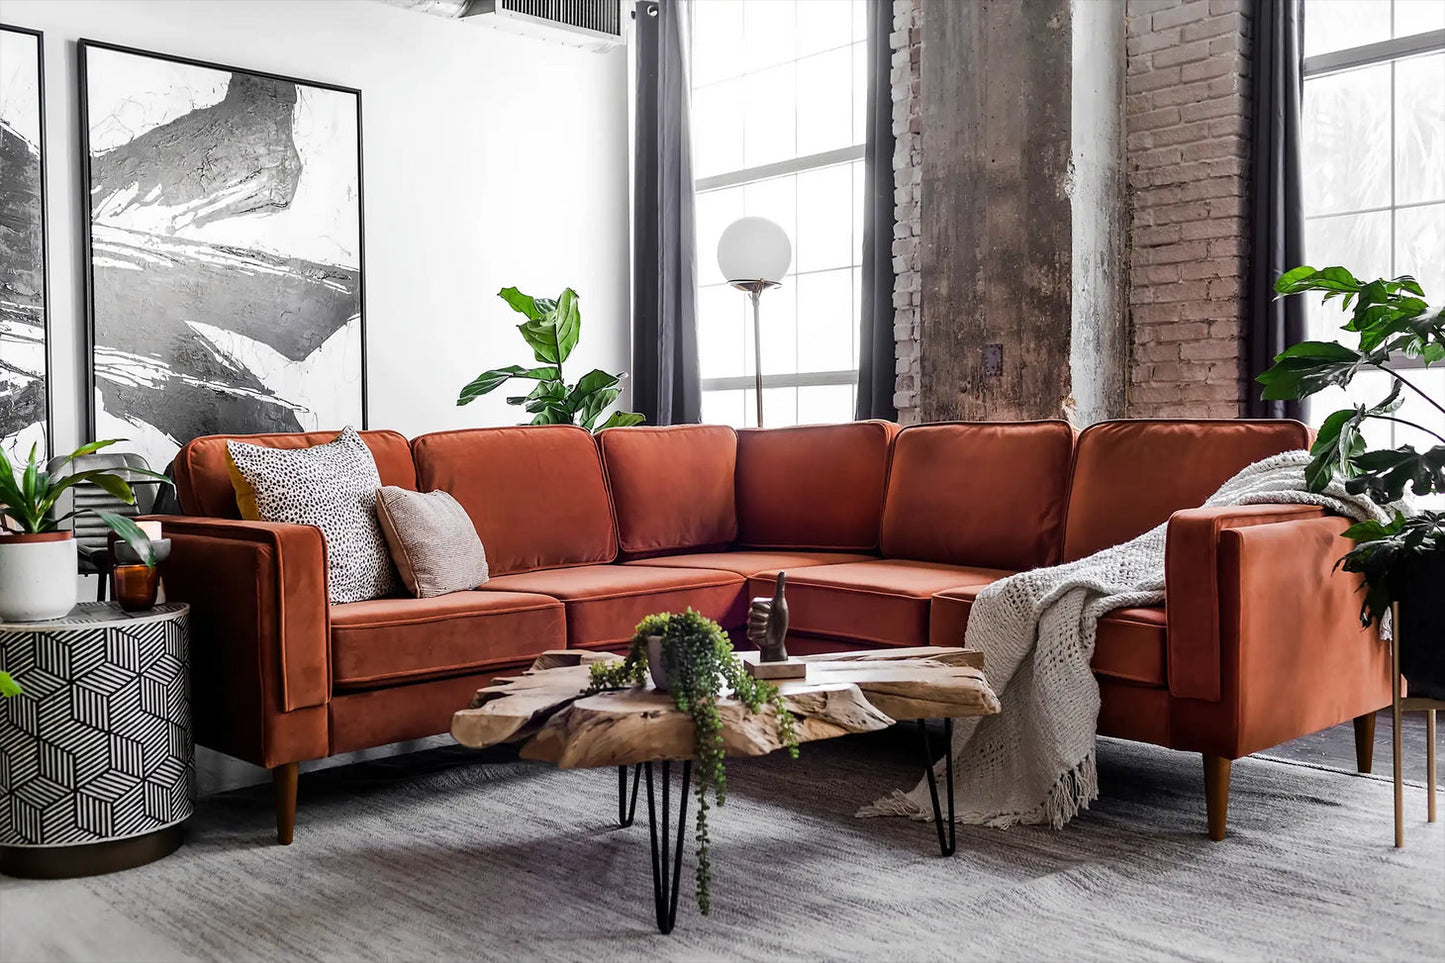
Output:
top-left (0, 25), bottom-right (50, 459)
top-left (78, 40), bottom-right (367, 471)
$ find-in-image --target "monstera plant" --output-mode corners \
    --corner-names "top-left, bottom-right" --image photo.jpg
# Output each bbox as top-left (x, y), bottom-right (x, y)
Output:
top-left (457, 286), bottom-right (645, 432)
top-left (1258, 265), bottom-right (1444, 698)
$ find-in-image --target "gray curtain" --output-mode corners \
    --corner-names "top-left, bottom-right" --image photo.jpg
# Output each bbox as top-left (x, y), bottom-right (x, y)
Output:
top-left (855, 0), bottom-right (899, 421)
top-left (1246, 0), bottom-right (1306, 420)
top-left (632, 0), bottom-right (701, 426)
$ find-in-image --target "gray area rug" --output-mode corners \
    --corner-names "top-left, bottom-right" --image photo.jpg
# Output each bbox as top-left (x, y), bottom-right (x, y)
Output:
top-left (3, 730), bottom-right (1442, 962)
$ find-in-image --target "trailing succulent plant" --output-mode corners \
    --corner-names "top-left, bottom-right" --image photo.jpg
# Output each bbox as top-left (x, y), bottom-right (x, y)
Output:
top-left (456, 286), bottom-right (645, 431)
top-left (584, 608), bottom-right (799, 914)
top-left (1258, 265), bottom-right (1444, 626)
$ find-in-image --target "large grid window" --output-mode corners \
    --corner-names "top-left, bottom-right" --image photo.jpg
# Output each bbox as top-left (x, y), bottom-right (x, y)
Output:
top-left (1301, 0), bottom-right (1445, 452)
top-left (689, 0), bottom-right (868, 427)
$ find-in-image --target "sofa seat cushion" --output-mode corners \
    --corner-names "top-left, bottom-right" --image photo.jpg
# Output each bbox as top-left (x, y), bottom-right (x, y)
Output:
top-left (930, 586), bottom-right (1166, 686)
top-left (331, 591), bottom-right (565, 689)
top-left (481, 565), bottom-right (746, 649)
top-left (748, 560), bottom-right (1011, 648)
top-left (629, 550), bottom-right (877, 578)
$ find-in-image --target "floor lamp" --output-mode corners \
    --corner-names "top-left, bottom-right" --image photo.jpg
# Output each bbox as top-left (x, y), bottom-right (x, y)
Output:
top-left (717, 216), bottom-right (792, 428)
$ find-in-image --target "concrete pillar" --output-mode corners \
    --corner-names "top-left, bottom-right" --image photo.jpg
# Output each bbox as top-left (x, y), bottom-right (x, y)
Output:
top-left (918, 0), bottom-right (1127, 425)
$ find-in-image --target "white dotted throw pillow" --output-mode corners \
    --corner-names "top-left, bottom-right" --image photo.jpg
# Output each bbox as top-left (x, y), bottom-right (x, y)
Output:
top-left (226, 427), bottom-right (401, 604)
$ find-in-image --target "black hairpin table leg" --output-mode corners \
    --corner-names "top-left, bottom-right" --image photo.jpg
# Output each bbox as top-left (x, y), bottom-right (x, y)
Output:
top-left (618, 764), bottom-right (641, 828)
top-left (645, 759), bottom-right (691, 934)
top-left (918, 717), bottom-right (956, 856)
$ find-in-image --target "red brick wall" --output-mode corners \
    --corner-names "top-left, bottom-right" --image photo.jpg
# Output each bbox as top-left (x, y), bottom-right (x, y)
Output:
top-left (1125, 0), bottom-right (1253, 418)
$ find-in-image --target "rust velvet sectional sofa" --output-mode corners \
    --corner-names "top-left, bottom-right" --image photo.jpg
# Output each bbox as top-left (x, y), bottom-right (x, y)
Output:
top-left (157, 419), bottom-right (1391, 845)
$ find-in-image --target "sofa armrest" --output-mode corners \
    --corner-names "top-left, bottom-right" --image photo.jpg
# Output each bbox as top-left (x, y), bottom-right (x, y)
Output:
top-left (1164, 504), bottom-right (1327, 700)
top-left (156, 514), bottom-right (330, 717)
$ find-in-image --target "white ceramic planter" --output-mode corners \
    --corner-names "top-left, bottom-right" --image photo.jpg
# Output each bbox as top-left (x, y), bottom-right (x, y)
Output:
top-left (0, 534), bottom-right (78, 621)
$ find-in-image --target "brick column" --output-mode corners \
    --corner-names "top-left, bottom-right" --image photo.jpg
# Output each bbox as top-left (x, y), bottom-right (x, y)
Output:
top-left (891, 0), bottom-right (922, 425)
top-left (1125, 0), bottom-right (1253, 418)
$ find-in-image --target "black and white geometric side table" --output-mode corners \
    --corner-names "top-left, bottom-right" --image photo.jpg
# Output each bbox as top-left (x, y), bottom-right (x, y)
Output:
top-left (0, 602), bottom-right (193, 878)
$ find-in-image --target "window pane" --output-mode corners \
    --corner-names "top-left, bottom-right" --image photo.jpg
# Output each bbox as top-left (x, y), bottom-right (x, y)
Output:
top-left (695, 186), bottom-right (744, 287)
top-left (698, 283), bottom-right (747, 380)
top-left (758, 283), bottom-right (797, 376)
top-left (796, 0), bottom-right (856, 57)
top-left (796, 46), bottom-right (855, 156)
top-left (1304, 211), bottom-right (1392, 338)
top-left (761, 386), bottom-right (799, 428)
top-left (795, 269), bottom-right (855, 372)
top-left (702, 388), bottom-right (746, 428)
top-left (796, 163), bottom-right (853, 272)
top-left (742, 0), bottom-right (798, 74)
top-left (1303, 0), bottom-right (1390, 57)
top-left (1395, 53), bottom-right (1445, 206)
top-left (743, 63), bottom-right (797, 167)
top-left (798, 384), bottom-right (856, 425)
top-left (691, 0), bottom-right (745, 87)
top-left (691, 79), bottom-right (745, 179)
top-left (1302, 63), bottom-right (1392, 215)
top-left (1396, 202), bottom-right (1445, 298)
top-left (1395, 0), bottom-right (1445, 37)
top-left (743, 174), bottom-right (798, 254)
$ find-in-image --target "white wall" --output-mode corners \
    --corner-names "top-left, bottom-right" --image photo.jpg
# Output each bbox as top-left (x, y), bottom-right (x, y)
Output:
top-left (6, 0), bottom-right (632, 453)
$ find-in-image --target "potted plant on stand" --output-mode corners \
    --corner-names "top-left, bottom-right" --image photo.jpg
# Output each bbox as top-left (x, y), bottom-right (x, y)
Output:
top-left (0, 440), bottom-right (171, 622)
top-left (1259, 266), bottom-right (1444, 699)
top-left (584, 609), bottom-right (799, 915)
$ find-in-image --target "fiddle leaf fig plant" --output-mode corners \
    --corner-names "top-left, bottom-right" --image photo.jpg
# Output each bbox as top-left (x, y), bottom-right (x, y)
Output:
top-left (457, 286), bottom-right (646, 432)
top-left (0, 439), bottom-right (173, 570)
top-left (1259, 265), bottom-right (1445, 626)
top-left (584, 609), bottom-right (798, 915)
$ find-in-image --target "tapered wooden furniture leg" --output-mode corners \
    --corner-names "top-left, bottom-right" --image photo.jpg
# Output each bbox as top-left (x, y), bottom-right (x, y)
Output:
top-left (274, 763), bottom-right (298, 845)
top-left (1428, 709), bottom-right (1437, 824)
top-left (1203, 754), bottom-right (1230, 842)
top-left (1353, 713), bottom-right (1376, 774)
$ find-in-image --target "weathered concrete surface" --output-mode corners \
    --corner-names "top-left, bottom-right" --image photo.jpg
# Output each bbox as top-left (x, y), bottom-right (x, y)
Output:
top-left (918, 0), bottom-right (1127, 425)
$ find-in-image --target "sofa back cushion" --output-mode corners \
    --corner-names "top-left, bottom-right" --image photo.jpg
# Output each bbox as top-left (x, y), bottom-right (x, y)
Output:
top-left (411, 425), bottom-right (617, 575)
top-left (1063, 419), bottom-right (1312, 561)
top-left (880, 421), bottom-right (1074, 570)
top-left (735, 421), bottom-right (897, 551)
top-left (175, 429), bottom-right (416, 519)
top-left (599, 425), bottom-right (738, 559)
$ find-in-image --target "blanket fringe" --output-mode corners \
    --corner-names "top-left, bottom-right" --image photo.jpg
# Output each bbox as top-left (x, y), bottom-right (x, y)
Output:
top-left (854, 750), bottom-right (1099, 829)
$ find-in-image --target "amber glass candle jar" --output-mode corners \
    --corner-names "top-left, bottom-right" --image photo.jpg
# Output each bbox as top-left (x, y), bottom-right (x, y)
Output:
top-left (113, 563), bottom-right (160, 612)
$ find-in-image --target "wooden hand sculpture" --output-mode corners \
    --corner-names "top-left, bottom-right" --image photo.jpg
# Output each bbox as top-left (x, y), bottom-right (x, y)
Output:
top-left (747, 571), bottom-right (790, 663)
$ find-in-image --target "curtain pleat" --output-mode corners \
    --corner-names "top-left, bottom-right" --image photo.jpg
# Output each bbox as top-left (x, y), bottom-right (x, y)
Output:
top-left (855, 0), bottom-right (899, 421)
top-left (1246, 0), bottom-right (1306, 420)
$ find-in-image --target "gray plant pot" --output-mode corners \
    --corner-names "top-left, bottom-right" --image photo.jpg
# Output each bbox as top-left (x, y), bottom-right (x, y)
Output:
top-left (646, 636), bottom-right (668, 691)
top-left (111, 538), bottom-right (171, 566)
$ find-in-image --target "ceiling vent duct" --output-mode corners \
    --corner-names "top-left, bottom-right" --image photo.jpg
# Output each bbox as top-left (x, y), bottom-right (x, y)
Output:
top-left (382, 0), bottom-right (626, 51)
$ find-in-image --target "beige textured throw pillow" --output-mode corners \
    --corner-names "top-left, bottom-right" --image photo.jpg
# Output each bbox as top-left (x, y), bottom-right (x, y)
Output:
top-left (375, 487), bottom-right (489, 598)
top-left (226, 427), bottom-right (401, 604)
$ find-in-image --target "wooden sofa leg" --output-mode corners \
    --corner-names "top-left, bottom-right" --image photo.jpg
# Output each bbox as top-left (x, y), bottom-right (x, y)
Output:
top-left (274, 763), bottom-right (298, 845)
top-left (1203, 754), bottom-right (1230, 841)
top-left (1353, 712), bottom-right (1376, 774)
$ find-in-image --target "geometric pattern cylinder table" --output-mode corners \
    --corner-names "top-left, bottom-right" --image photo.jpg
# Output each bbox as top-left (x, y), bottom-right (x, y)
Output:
top-left (0, 602), bottom-right (192, 877)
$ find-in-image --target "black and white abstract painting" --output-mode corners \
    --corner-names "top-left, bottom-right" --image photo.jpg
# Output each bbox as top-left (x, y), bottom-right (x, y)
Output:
top-left (80, 41), bottom-right (365, 470)
top-left (0, 25), bottom-right (49, 459)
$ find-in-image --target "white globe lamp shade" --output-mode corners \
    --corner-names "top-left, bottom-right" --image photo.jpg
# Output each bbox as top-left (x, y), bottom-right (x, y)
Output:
top-left (717, 216), bottom-right (792, 286)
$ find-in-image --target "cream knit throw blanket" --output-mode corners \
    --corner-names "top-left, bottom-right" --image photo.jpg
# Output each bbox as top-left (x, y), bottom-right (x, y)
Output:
top-left (859, 450), bottom-right (1393, 830)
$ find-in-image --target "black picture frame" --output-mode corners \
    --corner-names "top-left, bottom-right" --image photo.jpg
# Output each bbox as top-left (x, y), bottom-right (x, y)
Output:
top-left (77, 38), bottom-right (368, 462)
top-left (0, 23), bottom-right (52, 459)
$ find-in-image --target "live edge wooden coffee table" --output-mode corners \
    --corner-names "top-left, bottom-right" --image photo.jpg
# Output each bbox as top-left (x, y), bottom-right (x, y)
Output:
top-left (451, 646), bottom-right (1000, 933)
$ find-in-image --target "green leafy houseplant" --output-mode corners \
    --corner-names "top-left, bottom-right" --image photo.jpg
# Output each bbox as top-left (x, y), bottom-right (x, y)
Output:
top-left (0, 439), bottom-right (170, 566)
top-left (457, 286), bottom-right (646, 431)
top-left (1258, 265), bottom-right (1444, 698)
top-left (584, 609), bottom-right (799, 915)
